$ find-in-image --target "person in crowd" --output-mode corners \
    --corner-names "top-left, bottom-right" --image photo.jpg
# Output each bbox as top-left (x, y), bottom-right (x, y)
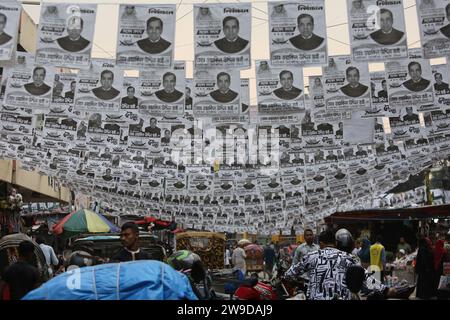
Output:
top-left (357, 238), bottom-right (371, 269)
top-left (292, 229), bottom-right (319, 266)
top-left (0, 241), bottom-right (41, 300)
top-left (263, 242), bottom-right (276, 280)
top-left (415, 237), bottom-right (436, 299)
top-left (352, 239), bottom-right (362, 257)
top-left (111, 222), bottom-right (152, 262)
top-left (397, 236), bottom-right (412, 254)
top-left (285, 229), bottom-right (396, 300)
top-left (36, 236), bottom-right (58, 278)
top-left (434, 239), bottom-right (449, 294)
top-left (231, 242), bottom-right (247, 275)
top-left (370, 235), bottom-right (386, 282)
top-left (224, 246), bottom-right (231, 269)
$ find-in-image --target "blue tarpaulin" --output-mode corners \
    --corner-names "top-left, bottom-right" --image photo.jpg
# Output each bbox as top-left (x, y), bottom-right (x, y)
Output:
top-left (23, 260), bottom-right (198, 300)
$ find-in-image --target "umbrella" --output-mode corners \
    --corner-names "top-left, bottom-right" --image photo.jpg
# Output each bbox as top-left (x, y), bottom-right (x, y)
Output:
top-left (52, 209), bottom-right (120, 237)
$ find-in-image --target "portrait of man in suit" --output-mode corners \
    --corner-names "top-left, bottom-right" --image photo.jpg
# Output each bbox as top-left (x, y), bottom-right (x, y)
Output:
top-left (369, 9), bottom-right (404, 45)
top-left (355, 145), bottom-right (368, 156)
top-left (185, 86), bottom-right (193, 110)
top-left (137, 17), bottom-right (171, 54)
top-left (440, 4), bottom-right (450, 38)
top-left (433, 72), bottom-right (450, 94)
top-left (209, 72), bottom-right (238, 103)
top-left (155, 72), bottom-right (183, 103)
top-left (144, 117), bottom-right (161, 136)
top-left (0, 13), bottom-right (12, 46)
top-left (127, 172), bottom-right (139, 186)
top-left (102, 168), bottom-right (113, 181)
top-left (64, 81), bottom-right (76, 101)
top-left (57, 17), bottom-right (90, 53)
top-left (334, 168), bottom-right (346, 180)
top-left (403, 106), bottom-right (419, 122)
top-left (340, 67), bottom-right (369, 98)
top-left (402, 61), bottom-right (431, 92)
top-left (92, 70), bottom-right (120, 100)
top-left (378, 80), bottom-right (388, 99)
top-left (289, 14), bottom-right (324, 51)
top-left (272, 70), bottom-right (302, 100)
top-left (214, 16), bottom-right (249, 54)
top-left (386, 139), bottom-right (399, 152)
top-left (24, 67), bottom-right (51, 96)
top-left (121, 86), bottom-right (138, 108)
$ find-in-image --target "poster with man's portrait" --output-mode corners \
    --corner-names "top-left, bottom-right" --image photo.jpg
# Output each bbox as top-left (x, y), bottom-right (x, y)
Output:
top-left (386, 49), bottom-right (434, 110)
top-left (42, 116), bottom-right (79, 145)
top-left (388, 107), bottom-right (423, 140)
top-left (416, 0), bottom-right (450, 58)
top-left (431, 64), bottom-right (450, 110)
top-left (138, 61), bottom-right (185, 116)
top-left (194, 3), bottom-right (251, 69)
top-left (0, 3), bottom-right (21, 61)
top-left (362, 71), bottom-right (390, 118)
top-left (347, 0), bottom-right (407, 61)
top-left (193, 69), bottom-right (240, 116)
top-left (256, 60), bottom-right (305, 114)
top-left (36, 3), bottom-right (97, 68)
top-left (48, 71), bottom-right (78, 117)
top-left (323, 56), bottom-right (370, 112)
top-left (116, 4), bottom-right (175, 69)
top-left (3, 64), bottom-right (54, 110)
top-left (269, 1), bottom-right (327, 66)
top-left (74, 66), bottom-right (123, 113)
top-left (86, 112), bottom-right (122, 148)
top-left (119, 76), bottom-right (141, 118)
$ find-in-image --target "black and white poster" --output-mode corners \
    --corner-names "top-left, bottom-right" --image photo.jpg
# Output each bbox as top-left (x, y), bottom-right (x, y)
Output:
top-left (193, 69), bottom-right (240, 116)
top-left (386, 49), bottom-right (434, 110)
top-left (36, 3), bottom-right (97, 68)
top-left (431, 64), bottom-right (450, 110)
top-left (323, 56), bottom-right (370, 111)
top-left (365, 71), bottom-right (390, 118)
top-left (42, 116), bottom-right (79, 144)
top-left (48, 71), bottom-right (78, 117)
top-left (256, 60), bottom-right (305, 114)
top-left (184, 78), bottom-right (193, 113)
top-left (138, 61), bottom-right (185, 116)
top-left (194, 3), bottom-right (251, 69)
top-left (74, 66), bottom-right (123, 113)
top-left (348, 0), bottom-right (407, 61)
top-left (0, 2), bottom-right (21, 61)
top-left (119, 77), bottom-right (141, 118)
top-left (86, 112), bottom-right (121, 148)
top-left (389, 107), bottom-right (422, 140)
top-left (269, 0), bottom-right (327, 66)
top-left (4, 64), bottom-right (54, 110)
top-left (116, 4), bottom-right (175, 69)
top-left (416, 0), bottom-right (450, 58)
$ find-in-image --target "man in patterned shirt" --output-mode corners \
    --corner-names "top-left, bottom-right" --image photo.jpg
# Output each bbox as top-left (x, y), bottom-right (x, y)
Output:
top-left (284, 229), bottom-right (396, 300)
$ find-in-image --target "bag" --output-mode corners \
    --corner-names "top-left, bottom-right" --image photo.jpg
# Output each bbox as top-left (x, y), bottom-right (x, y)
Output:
top-left (438, 275), bottom-right (450, 291)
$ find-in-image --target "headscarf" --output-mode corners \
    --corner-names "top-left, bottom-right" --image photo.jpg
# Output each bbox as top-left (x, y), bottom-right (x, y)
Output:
top-left (357, 238), bottom-right (371, 263)
top-left (434, 240), bottom-right (446, 272)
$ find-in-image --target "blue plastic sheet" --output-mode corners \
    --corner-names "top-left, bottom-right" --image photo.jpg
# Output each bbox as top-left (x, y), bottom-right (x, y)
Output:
top-left (23, 260), bottom-right (198, 300)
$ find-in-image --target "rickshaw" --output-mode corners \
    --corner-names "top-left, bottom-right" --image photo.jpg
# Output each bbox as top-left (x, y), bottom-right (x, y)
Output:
top-left (0, 233), bottom-right (50, 282)
top-left (175, 231), bottom-right (226, 270)
top-left (244, 243), bottom-right (264, 274)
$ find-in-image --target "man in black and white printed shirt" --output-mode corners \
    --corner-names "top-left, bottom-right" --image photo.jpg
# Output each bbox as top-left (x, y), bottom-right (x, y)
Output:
top-left (285, 229), bottom-right (396, 300)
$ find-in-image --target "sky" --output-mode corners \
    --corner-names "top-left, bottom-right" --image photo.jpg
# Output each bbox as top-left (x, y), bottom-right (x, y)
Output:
top-left (21, 0), bottom-right (435, 105)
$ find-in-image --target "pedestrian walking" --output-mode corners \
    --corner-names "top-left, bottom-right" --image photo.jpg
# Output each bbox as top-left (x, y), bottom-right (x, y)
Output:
top-left (263, 242), bottom-right (276, 280)
top-left (36, 236), bottom-right (59, 277)
top-left (292, 229), bottom-right (319, 266)
top-left (415, 237), bottom-right (435, 299)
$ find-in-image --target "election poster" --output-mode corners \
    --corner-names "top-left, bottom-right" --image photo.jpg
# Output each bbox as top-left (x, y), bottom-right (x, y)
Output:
top-left (74, 66), bottom-right (123, 113)
top-left (138, 61), bottom-right (185, 116)
top-left (323, 56), bottom-right (371, 112)
top-left (184, 78), bottom-right (193, 113)
top-left (194, 3), bottom-right (251, 69)
top-left (256, 60), bottom-right (305, 114)
top-left (269, 0), bottom-right (328, 66)
top-left (116, 4), bottom-right (175, 69)
top-left (3, 64), bottom-right (54, 111)
top-left (42, 116), bottom-right (79, 145)
top-left (36, 3), bottom-right (97, 68)
top-left (431, 64), bottom-right (450, 110)
top-left (86, 112), bottom-right (122, 148)
top-left (48, 71), bottom-right (78, 117)
top-left (365, 71), bottom-right (390, 118)
top-left (0, 2), bottom-right (21, 61)
top-left (347, 0), bottom-right (407, 61)
top-left (416, 0), bottom-right (450, 58)
top-left (386, 49), bottom-right (434, 110)
top-left (193, 68), bottom-right (240, 116)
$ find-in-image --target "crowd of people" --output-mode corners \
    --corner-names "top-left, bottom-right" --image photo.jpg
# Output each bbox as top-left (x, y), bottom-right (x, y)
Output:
top-left (0, 222), bottom-right (449, 300)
